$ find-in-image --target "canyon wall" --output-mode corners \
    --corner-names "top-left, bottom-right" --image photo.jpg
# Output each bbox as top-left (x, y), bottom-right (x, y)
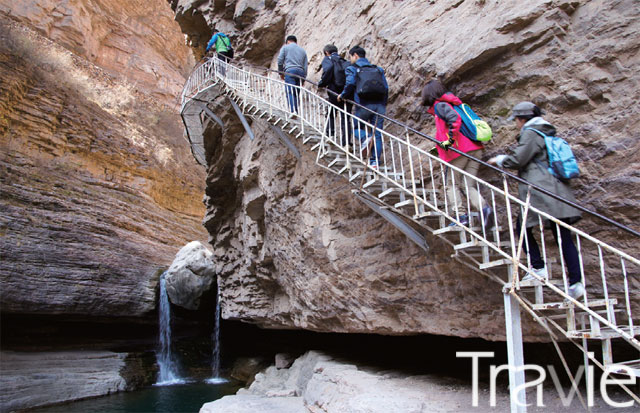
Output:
top-left (0, 0), bottom-right (206, 320)
top-left (170, 0), bottom-right (640, 340)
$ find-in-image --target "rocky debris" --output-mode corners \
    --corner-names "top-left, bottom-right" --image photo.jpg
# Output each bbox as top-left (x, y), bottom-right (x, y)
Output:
top-left (200, 350), bottom-right (495, 413)
top-left (0, 351), bottom-right (132, 412)
top-left (275, 353), bottom-right (296, 369)
top-left (230, 356), bottom-right (271, 385)
top-left (165, 241), bottom-right (216, 310)
top-left (202, 351), bottom-right (632, 413)
top-left (168, 0), bottom-right (640, 340)
top-left (0, 18), bottom-right (207, 318)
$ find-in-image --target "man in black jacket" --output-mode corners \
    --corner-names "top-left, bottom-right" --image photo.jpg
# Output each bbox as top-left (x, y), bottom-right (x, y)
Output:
top-left (318, 44), bottom-right (352, 141)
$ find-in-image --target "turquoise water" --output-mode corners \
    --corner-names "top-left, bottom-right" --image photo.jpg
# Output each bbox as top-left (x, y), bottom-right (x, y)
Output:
top-left (29, 381), bottom-right (241, 413)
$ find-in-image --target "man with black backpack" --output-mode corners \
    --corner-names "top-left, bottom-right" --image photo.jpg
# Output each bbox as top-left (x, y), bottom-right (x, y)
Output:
top-left (318, 44), bottom-right (352, 141)
top-left (338, 46), bottom-right (389, 167)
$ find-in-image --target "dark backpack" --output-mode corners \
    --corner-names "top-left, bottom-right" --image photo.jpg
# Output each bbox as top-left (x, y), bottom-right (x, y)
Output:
top-left (355, 65), bottom-right (388, 101)
top-left (330, 55), bottom-right (350, 90)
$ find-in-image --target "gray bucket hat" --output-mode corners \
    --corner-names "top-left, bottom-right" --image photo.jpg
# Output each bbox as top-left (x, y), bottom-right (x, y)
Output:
top-left (507, 101), bottom-right (542, 121)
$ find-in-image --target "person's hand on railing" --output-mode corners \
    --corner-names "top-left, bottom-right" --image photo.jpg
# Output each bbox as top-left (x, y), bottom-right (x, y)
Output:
top-left (438, 138), bottom-right (454, 151)
top-left (488, 155), bottom-right (507, 167)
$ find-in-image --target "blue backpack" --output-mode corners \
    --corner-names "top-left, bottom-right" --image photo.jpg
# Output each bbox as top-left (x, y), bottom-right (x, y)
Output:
top-left (524, 128), bottom-right (580, 181)
top-left (435, 103), bottom-right (492, 142)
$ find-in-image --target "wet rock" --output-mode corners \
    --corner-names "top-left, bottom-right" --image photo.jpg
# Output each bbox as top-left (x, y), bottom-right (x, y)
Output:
top-left (165, 241), bottom-right (216, 310)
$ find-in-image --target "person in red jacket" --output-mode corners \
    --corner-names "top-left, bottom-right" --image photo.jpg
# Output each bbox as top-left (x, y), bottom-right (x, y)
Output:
top-left (421, 79), bottom-right (492, 228)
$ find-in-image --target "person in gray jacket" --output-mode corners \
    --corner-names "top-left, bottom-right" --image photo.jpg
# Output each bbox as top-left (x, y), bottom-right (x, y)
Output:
top-left (277, 35), bottom-right (308, 113)
top-left (489, 102), bottom-right (584, 299)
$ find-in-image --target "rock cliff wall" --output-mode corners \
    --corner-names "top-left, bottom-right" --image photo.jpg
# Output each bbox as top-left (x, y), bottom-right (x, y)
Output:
top-left (0, 2), bottom-right (205, 319)
top-left (170, 0), bottom-right (639, 340)
top-left (0, 0), bottom-right (195, 103)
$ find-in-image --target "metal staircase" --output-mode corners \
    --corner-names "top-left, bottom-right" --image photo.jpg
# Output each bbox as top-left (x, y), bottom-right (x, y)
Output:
top-left (181, 57), bottom-right (639, 410)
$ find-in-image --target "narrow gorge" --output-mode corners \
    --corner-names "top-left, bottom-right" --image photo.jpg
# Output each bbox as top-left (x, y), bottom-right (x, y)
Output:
top-left (1, 0), bottom-right (638, 412)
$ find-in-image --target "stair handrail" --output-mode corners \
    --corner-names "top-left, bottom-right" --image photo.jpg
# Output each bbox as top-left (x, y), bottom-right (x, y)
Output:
top-left (181, 57), bottom-right (640, 239)
top-left (182, 57), bottom-right (640, 352)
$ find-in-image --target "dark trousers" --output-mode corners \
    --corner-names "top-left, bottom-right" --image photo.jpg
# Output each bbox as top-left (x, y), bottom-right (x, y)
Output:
top-left (517, 219), bottom-right (582, 285)
top-left (327, 93), bottom-right (352, 144)
top-left (216, 51), bottom-right (232, 75)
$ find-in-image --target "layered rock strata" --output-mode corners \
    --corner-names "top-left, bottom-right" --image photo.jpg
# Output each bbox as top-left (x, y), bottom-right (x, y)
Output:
top-left (0, 13), bottom-right (205, 318)
top-left (0, 350), bottom-right (154, 412)
top-left (170, 0), bottom-right (640, 340)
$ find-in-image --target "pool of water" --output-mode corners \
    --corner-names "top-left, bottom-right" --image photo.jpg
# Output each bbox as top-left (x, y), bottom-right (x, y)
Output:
top-left (29, 381), bottom-right (242, 413)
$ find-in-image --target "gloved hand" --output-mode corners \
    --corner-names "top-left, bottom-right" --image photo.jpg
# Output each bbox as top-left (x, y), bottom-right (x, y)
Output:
top-left (488, 154), bottom-right (507, 167)
top-left (439, 138), bottom-right (454, 151)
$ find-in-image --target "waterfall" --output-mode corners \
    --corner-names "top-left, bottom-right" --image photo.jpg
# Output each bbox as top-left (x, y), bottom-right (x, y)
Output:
top-left (155, 273), bottom-right (185, 386)
top-left (206, 281), bottom-right (227, 384)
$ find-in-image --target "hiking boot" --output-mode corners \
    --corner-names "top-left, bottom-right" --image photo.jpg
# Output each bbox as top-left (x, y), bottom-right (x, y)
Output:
top-left (481, 206), bottom-right (493, 229)
top-left (448, 214), bottom-right (469, 227)
top-left (522, 266), bottom-right (548, 282)
top-left (568, 282), bottom-right (585, 300)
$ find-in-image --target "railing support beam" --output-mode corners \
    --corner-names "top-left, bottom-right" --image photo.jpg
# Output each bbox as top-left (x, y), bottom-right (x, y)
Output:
top-left (504, 291), bottom-right (527, 413)
top-left (229, 96), bottom-right (255, 141)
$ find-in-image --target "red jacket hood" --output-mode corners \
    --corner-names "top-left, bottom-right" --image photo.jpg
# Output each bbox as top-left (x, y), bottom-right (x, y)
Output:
top-left (436, 92), bottom-right (462, 106)
top-left (427, 92), bottom-right (462, 115)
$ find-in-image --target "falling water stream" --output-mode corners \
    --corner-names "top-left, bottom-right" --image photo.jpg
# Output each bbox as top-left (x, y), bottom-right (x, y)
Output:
top-left (155, 273), bottom-right (185, 386)
top-left (206, 282), bottom-right (227, 384)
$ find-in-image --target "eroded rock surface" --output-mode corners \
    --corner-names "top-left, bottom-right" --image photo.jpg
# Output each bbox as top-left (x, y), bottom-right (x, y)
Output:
top-left (169, 0), bottom-right (640, 341)
top-left (165, 241), bottom-right (216, 310)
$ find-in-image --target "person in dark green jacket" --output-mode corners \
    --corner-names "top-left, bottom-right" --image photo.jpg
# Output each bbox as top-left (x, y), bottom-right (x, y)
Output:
top-left (489, 102), bottom-right (584, 299)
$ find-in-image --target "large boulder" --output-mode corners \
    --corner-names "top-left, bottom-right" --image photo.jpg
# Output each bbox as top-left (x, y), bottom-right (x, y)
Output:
top-left (165, 241), bottom-right (216, 310)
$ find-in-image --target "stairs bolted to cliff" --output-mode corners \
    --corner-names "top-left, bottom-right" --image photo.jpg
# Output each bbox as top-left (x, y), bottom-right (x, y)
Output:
top-left (180, 58), bottom-right (640, 407)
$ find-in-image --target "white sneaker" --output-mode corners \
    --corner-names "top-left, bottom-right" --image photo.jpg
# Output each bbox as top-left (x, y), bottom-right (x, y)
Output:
top-left (522, 267), bottom-right (548, 282)
top-left (568, 282), bottom-right (585, 300)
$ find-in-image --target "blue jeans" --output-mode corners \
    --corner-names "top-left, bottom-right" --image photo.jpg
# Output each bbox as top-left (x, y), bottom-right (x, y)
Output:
top-left (284, 68), bottom-right (305, 113)
top-left (355, 103), bottom-right (385, 164)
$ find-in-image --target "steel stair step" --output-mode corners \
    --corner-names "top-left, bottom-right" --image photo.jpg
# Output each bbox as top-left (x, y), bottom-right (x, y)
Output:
top-left (378, 187), bottom-right (403, 199)
top-left (453, 240), bottom-right (511, 251)
top-left (531, 298), bottom-right (618, 311)
top-left (509, 278), bottom-right (565, 289)
top-left (546, 308), bottom-right (623, 320)
top-left (414, 211), bottom-right (442, 219)
top-left (303, 135), bottom-right (322, 144)
top-left (566, 326), bottom-right (636, 340)
top-left (479, 258), bottom-right (512, 270)
top-left (607, 359), bottom-right (640, 377)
